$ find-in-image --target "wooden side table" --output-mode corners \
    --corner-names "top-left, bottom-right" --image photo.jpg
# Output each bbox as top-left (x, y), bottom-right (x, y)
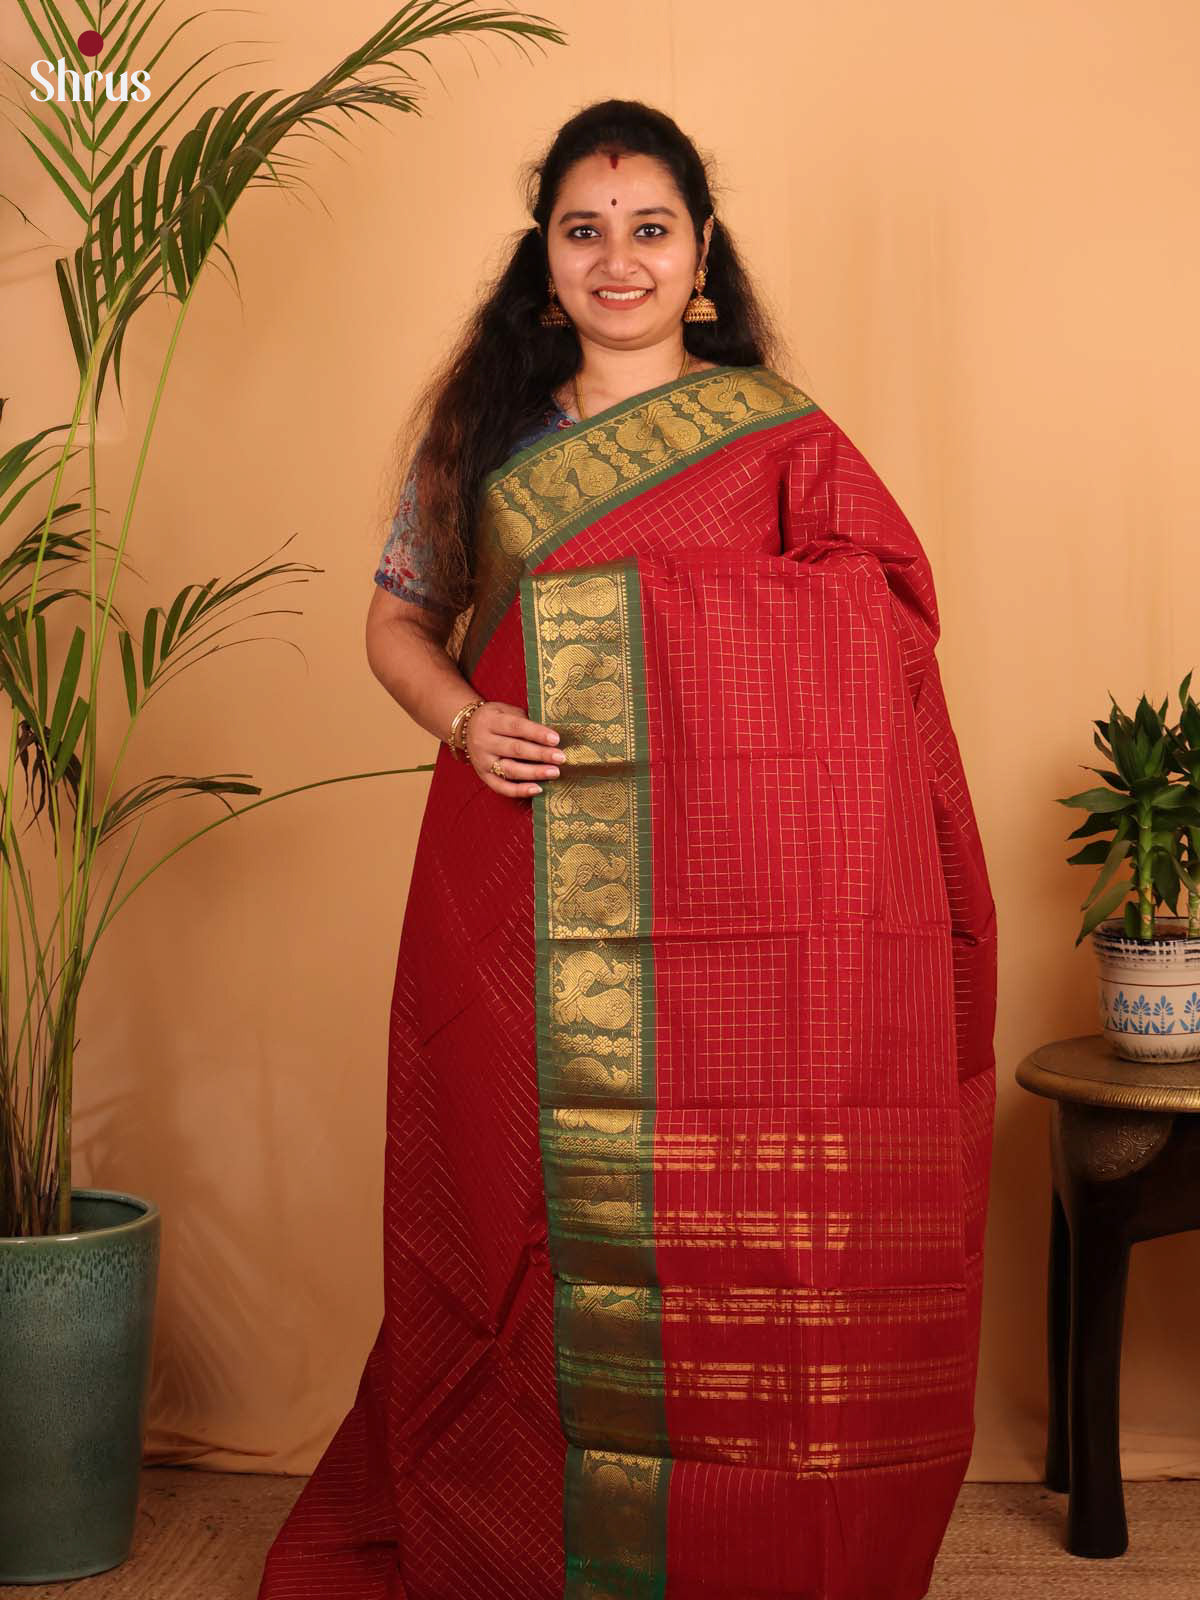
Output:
top-left (1016, 1034), bottom-right (1200, 1557)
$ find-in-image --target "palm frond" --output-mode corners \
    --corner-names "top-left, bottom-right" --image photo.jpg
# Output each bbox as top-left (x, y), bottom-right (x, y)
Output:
top-left (2, 0), bottom-right (567, 1237)
top-left (6, 4), bottom-right (565, 408)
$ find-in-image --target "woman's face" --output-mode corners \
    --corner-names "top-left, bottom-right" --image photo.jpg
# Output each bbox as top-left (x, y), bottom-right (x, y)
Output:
top-left (545, 151), bottom-right (712, 351)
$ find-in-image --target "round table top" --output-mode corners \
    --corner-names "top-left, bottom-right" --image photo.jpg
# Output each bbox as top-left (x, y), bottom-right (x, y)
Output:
top-left (1016, 1033), bottom-right (1200, 1112)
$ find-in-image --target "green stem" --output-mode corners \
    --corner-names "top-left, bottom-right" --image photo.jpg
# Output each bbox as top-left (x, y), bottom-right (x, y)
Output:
top-left (1138, 806), bottom-right (1153, 940)
top-left (83, 764), bottom-right (435, 963)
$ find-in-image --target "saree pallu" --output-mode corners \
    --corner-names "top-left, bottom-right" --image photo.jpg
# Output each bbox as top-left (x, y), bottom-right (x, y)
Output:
top-left (258, 365), bottom-right (997, 1600)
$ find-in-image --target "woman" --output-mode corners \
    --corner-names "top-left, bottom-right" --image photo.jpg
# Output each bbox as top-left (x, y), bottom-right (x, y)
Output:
top-left (259, 99), bottom-right (997, 1600)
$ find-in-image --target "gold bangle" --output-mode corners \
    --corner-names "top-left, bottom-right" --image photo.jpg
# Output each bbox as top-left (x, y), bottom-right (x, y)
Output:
top-left (447, 697), bottom-right (484, 761)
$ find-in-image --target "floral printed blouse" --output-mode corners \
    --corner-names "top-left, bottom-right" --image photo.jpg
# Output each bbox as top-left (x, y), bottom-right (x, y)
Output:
top-left (374, 399), bottom-right (576, 614)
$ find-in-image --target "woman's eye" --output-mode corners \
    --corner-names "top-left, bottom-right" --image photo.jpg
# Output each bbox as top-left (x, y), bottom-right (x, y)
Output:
top-left (566, 224), bottom-right (668, 240)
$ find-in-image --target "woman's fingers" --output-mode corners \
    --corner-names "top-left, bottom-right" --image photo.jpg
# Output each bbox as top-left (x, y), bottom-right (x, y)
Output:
top-left (501, 735), bottom-right (568, 765)
top-left (465, 738), bottom-right (536, 790)
top-left (463, 701), bottom-right (564, 798)
top-left (493, 754), bottom-right (562, 778)
top-left (490, 705), bottom-right (562, 748)
top-left (486, 749), bottom-right (563, 784)
top-left (489, 773), bottom-right (543, 797)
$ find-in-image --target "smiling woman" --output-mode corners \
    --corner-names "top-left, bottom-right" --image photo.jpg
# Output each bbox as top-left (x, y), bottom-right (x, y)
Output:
top-left (355, 100), bottom-right (776, 633)
top-left (260, 98), bottom-right (997, 1600)
top-left (544, 151), bottom-right (718, 421)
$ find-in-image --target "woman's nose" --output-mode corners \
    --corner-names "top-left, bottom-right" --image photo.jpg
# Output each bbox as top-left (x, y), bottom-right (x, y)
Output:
top-left (600, 242), bottom-right (636, 276)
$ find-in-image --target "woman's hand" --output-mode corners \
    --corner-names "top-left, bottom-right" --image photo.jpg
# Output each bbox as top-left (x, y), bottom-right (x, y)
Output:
top-left (465, 700), bottom-right (566, 798)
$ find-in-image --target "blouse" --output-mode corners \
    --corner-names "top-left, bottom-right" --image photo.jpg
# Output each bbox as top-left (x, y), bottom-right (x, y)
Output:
top-left (374, 399), bottom-right (577, 614)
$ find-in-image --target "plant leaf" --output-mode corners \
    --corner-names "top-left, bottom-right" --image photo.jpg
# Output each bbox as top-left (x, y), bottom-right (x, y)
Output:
top-left (1078, 875), bottom-right (1132, 942)
top-left (47, 624), bottom-right (85, 754)
top-left (1058, 786), bottom-right (1132, 813)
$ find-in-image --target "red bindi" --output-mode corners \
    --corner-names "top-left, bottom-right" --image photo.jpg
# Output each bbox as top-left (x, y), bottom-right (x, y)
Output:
top-left (609, 153), bottom-right (619, 167)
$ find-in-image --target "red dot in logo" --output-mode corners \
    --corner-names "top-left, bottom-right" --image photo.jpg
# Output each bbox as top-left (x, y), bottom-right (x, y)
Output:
top-left (76, 30), bottom-right (104, 56)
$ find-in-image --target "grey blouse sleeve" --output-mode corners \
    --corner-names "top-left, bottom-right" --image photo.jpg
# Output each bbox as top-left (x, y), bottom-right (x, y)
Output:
top-left (373, 446), bottom-right (457, 615)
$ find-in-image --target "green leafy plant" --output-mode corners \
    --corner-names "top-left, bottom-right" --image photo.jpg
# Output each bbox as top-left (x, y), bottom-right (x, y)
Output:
top-left (1057, 671), bottom-right (1200, 946)
top-left (0, 1), bottom-right (566, 1237)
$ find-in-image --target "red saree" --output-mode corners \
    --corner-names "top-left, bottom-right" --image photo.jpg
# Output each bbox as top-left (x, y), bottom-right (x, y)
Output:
top-left (258, 365), bottom-right (997, 1599)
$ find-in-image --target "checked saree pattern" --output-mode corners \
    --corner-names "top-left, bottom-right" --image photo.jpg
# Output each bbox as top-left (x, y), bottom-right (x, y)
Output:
top-left (259, 366), bottom-right (997, 1600)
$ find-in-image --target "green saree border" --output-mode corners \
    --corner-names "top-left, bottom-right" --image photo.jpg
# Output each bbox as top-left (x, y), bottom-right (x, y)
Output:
top-left (460, 363), bottom-right (818, 678)
top-left (521, 560), bottom-right (672, 1597)
top-left (485, 361), bottom-right (744, 489)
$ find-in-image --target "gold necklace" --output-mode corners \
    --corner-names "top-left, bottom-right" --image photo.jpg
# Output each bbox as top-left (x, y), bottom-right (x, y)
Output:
top-left (572, 347), bottom-right (692, 423)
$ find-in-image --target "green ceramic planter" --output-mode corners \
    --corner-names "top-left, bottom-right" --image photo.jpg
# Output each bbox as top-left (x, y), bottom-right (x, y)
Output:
top-left (0, 1189), bottom-right (160, 1582)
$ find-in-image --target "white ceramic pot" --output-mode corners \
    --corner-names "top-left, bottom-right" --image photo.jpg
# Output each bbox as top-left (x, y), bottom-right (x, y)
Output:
top-left (1092, 914), bottom-right (1200, 1062)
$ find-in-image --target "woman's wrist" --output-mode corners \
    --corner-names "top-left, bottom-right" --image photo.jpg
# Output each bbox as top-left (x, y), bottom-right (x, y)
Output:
top-left (446, 696), bottom-right (485, 759)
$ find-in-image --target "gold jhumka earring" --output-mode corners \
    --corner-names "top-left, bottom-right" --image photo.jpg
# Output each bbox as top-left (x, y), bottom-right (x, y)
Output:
top-left (682, 264), bottom-right (717, 323)
top-left (539, 275), bottom-right (569, 328)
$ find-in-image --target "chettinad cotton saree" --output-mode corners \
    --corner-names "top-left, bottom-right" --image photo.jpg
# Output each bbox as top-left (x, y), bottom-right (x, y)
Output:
top-left (258, 364), bottom-right (997, 1600)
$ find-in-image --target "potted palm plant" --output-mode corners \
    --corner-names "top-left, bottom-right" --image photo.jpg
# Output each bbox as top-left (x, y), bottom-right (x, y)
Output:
top-left (1057, 671), bottom-right (1200, 1063)
top-left (0, 0), bottom-right (564, 1582)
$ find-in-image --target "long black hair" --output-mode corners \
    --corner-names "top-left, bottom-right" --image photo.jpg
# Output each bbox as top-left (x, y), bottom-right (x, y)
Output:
top-left (384, 98), bottom-right (788, 620)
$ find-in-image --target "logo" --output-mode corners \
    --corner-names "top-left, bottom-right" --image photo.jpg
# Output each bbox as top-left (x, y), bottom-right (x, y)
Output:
top-left (30, 30), bottom-right (150, 104)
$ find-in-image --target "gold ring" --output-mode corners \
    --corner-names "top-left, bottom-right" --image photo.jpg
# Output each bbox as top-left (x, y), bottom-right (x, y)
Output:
top-left (489, 758), bottom-right (507, 778)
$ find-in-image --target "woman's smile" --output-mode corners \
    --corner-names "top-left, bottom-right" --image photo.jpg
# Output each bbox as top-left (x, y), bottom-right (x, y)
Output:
top-left (593, 285), bottom-right (653, 307)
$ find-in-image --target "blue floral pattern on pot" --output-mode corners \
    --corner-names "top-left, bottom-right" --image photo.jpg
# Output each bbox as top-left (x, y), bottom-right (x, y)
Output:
top-left (1100, 989), bottom-right (1200, 1034)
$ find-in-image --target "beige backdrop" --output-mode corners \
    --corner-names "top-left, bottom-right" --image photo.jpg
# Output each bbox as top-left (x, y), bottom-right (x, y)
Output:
top-left (3, 0), bottom-right (1199, 1481)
